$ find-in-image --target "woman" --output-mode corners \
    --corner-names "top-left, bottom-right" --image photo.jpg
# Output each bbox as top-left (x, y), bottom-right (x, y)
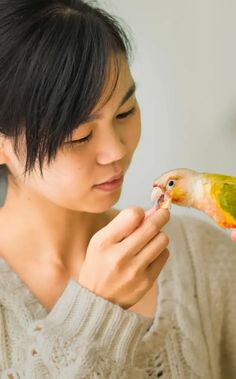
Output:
top-left (0, 1), bottom-right (235, 378)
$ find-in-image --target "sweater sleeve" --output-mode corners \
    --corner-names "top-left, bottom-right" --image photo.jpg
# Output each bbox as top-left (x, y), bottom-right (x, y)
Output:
top-left (1, 279), bottom-right (153, 378)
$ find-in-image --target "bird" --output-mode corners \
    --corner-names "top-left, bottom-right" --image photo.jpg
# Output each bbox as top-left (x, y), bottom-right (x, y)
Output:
top-left (151, 168), bottom-right (236, 229)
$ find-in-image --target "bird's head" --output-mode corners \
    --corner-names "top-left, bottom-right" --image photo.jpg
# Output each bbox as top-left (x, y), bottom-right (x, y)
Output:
top-left (151, 168), bottom-right (199, 208)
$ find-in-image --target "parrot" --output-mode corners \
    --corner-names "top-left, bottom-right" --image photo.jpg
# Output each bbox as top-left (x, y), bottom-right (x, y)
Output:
top-left (151, 168), bottom-right (236, 232)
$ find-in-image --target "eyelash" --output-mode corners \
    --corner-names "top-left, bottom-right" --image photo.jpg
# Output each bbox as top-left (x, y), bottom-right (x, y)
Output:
top-left (116, 106), bottom-right (136, 120)
top-left (69, 106), bottom-right (136, 146)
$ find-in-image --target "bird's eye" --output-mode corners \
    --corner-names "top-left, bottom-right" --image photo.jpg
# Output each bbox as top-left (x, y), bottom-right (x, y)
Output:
top-left (166, 179), bottom-right (176, 190)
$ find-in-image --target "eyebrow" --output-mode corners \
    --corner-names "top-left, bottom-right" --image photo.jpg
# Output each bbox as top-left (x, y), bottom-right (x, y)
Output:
top-left (80, 81), bottom-right (136, 124)
top-left (119, 81), bottom-right (136, 107)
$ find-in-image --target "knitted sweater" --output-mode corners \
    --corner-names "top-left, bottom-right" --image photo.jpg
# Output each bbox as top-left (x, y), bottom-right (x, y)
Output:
top-left (0, 215), bottom-right (235, 379)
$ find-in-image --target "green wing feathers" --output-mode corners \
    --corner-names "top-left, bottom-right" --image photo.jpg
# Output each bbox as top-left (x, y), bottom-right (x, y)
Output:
top-left (218, 182), bottom-right (236, 219)
top-left (206, 173), bottom-right (236, 225)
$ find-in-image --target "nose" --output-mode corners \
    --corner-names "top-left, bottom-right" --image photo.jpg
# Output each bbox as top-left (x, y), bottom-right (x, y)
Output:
top-left (96, 127), bottom-right (127, 165)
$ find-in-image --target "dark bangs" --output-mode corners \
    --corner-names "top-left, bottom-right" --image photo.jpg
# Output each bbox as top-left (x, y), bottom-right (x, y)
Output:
top-left (0, 0), bottom-right (132, 174)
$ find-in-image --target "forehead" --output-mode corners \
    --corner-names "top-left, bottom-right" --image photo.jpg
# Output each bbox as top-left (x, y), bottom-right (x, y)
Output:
top-left (160, 172), bottom-right (175, 182)
top-left (95, 55), bottom-right (134, 110)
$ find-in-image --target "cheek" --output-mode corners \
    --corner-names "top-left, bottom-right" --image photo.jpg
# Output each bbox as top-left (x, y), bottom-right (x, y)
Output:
top-left (123, 112), bottom-right (141, 151)
top-left (26, 155), bottom-right (92, 203)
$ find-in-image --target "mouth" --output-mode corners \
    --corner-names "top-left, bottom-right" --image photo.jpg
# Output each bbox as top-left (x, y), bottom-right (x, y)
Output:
top-left (93, 173), bottom-right (124, 192)
top-left (151, 187), bottom-right (172, 210)
top-left (96, 172), bottom-right (123, 185)
top-left (157, 194), bottom-right (165, 207)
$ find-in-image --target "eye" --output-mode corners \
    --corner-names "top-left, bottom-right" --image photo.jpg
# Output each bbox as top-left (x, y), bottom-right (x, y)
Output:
top-left (66, 132), bottom-right (93, 146)
top-left (116, 107), bottom-right (136, 120)
top-left (166, 179), bottom-right (176, 190)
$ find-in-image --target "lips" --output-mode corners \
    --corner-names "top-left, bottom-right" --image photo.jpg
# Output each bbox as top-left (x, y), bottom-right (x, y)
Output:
top-left (96, 172), bottom-right (123, 185)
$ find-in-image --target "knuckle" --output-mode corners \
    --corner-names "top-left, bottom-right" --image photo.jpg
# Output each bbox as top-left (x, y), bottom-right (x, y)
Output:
top-left (94, 236), bottom-right (109, 251)
top-left (126, 266), bottom-right (138, 282)
top-left (149, 217), bottom-right (160, 232)
top-left (112, 253), bottom-right (125, 272)
top-left (110, 260), bottom-right (122, 275)
top-left (141, 276), bottom-right (152, 291)
top-left (128, 207), bottom-right (145, 221)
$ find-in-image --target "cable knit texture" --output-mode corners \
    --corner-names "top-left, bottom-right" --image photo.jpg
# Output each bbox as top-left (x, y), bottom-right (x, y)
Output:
top-left (0, 214), bottom-right (235, 378)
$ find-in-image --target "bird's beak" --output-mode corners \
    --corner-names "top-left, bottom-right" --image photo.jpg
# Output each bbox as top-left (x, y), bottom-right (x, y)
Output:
top-left (151, 186), bottom-right (163, 202)
top-left (151, 185), bottom-right (172, 210)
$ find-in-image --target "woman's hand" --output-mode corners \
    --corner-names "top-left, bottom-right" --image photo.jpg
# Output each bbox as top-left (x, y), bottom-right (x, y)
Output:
top-left (78, 207), bottom-right (170, 309)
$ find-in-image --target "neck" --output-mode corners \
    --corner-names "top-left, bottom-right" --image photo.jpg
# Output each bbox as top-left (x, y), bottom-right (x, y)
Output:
top-left (190, 176), bottom-right (212, 211)
top-left (0, 175), bottom-right (107, 274)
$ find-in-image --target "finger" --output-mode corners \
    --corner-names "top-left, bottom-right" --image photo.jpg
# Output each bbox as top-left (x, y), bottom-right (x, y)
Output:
top-left (144, 206), bottom-right (157, 219)
top-left (119, 208), bottom-right (170, 257)
top-left (147, 248), bottom-right (169, 281)
top-left (135, 231), bottom-right (169, 269)
top-left (101, 207), bottom-right (145, 243)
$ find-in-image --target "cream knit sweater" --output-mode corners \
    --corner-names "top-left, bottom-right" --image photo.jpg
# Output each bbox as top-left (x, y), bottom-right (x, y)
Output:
top-left (0, 214), bottom-right (235, 379)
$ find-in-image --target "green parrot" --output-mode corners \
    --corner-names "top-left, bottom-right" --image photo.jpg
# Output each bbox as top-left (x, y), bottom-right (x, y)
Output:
top-left (151, 168), bottom-right (236, 231)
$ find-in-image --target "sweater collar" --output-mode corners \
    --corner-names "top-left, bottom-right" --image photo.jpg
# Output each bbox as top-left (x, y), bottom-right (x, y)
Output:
top-left (0, 256), bottom-right (48, 321)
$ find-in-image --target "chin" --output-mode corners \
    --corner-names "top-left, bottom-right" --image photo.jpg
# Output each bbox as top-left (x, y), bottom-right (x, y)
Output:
top-left (99, 194), bottom-right (122, 212)
top-left (82, 188), bottom-right (122, 214)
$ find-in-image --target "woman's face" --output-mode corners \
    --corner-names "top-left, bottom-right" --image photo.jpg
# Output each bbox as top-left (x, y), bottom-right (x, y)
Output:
top-left (5, 57), bottom-right (141, 213)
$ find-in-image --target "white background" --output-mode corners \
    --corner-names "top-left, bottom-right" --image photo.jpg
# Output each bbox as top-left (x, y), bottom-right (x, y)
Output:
top-left (100, 0), bottom-right (236, 224)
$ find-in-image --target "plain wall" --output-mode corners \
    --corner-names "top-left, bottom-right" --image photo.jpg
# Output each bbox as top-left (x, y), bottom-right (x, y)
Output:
top-left (100, 0), bottom-right (236, 224)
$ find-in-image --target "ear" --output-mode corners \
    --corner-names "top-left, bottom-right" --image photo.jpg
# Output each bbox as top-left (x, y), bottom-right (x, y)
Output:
top-left (0, 135), bottom-right (9, 166)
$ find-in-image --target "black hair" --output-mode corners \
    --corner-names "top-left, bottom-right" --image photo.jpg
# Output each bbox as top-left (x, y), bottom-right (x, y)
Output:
top-left (0, 0), bottom-right (132, 175)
